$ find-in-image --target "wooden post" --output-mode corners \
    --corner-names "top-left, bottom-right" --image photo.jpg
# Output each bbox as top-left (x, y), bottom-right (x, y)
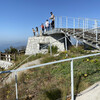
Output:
top-left (5, 54), bottom-right (8, 61)
top-left (14, 54), bottom-right (16, 61)
top-left (8, 54), bottom-right (11, 62)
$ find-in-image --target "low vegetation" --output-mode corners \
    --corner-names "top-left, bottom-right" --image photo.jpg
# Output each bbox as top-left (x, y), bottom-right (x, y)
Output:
top-left (48, 45), bottom-right (58, 54)
top-left (0, 46), bottom-right (100, 100)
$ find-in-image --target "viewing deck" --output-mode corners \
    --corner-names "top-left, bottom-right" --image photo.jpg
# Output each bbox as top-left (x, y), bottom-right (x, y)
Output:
top-left (43, 16), bottom-right (100, 50)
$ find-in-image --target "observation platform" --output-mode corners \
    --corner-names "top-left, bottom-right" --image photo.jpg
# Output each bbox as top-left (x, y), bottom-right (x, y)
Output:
top-left (44, 28), bottom-right (100, 50)
top-left (26, 16), bottom-right (100, 55)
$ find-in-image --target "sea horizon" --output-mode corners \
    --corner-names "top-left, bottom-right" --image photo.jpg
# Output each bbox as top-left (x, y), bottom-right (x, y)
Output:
top-left (0, 40), bottom-right (27, 52)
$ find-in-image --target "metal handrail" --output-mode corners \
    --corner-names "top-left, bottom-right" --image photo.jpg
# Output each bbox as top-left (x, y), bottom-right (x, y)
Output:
top-left (1, 53), bottom-right (100, 74)
top-left (0, 53), bottom-right (100, 100)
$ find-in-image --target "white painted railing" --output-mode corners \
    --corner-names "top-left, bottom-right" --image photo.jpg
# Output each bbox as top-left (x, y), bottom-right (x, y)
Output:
top-left (0, 53), bottom-right (100, 100)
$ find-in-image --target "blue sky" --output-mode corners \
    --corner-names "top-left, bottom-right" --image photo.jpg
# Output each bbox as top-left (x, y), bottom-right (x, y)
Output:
top-left (0, 0), bottom-right (100, 51)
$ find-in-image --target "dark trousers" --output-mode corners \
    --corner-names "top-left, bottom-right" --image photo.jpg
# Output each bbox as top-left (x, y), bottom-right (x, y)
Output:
top-left (42, 29), bottom-right (44, 35)
top-left (33, 32), bottom-right (35, 36)
top-left (45, 27), bottom-right (49, 31)
top-left (51, 21), bottom-right (54, 29)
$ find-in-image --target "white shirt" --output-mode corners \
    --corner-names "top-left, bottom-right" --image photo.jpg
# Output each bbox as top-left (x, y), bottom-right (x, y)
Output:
top-left (45, 21), bottom-right (49, 27)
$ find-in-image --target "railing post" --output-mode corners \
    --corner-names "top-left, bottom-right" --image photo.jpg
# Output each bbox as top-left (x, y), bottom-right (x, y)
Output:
top-left (86, 19), bottom-right (88, 31)
top-left (65, 34), bottom-right (67, 51)
top-left (8, 54), bottom-right (11, 62)
top-left (65, 33), bottom-right (68, 56)
top-left (83, 19), bottom-right (84, 38)
top-left (59, 16), bottom-right (60, 28)
top-left (71, 60), bottom-right (74, 100)
top-left (5, 54), bottom-right (8, 61)
top-left (66, 17), bottom-right (68, 31)
top-left (50, 43), bottom-right (52, 56)
top-left (61, 16), bottom-right (62, 28)
top-left (76, 40), bottom-right (78, 48)
top-left (78, 18), bottom-right (80, 29)
top-left (55, 16), bottom-right (57, 28)
top-left (73, 18), bottom-right (75, 33)
top-left (15, 72), bottom-right (18, 100)
top-left (95, 20), bottom-right (98, 46)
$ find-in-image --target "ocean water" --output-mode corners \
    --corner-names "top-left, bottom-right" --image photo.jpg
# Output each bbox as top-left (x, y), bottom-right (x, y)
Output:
top-left (0, 41), bottom-right (27, 52)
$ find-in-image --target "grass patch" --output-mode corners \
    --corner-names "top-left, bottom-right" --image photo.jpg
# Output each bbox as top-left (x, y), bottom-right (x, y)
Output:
top-left (0, 46), bottom-right (100, 100)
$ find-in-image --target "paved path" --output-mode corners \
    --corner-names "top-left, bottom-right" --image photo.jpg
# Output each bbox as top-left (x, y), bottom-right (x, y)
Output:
top-left (2, 58), bottom-right (42, 84)
top-left (76, 81), bottom-right (100, 100)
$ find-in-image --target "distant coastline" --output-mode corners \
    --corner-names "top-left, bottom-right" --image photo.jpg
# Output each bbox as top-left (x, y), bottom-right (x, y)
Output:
top-left (0, 41), bottom-right (27, 52)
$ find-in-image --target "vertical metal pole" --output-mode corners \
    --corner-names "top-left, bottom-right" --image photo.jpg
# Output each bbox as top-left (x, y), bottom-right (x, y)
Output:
top-left (83, 19), bottom-right (84, 38)
top-left (71, 60), bottom-right (74, 100)
top-left (65, 34), bottom-right (68, 56)
top-left (78, 18), bottom-right (80, 29)
top-left (76, 40), bottom-right (78, 48)
top-left (15, 72), bottom-right (18, 100)
top-left (65, 34), bottom-right (67, 50)
top-left (55, 16), bottom-right (57, 28)
top-left (59, 16), bottom-right (60, 28)
top-left (95, 20), bottom-right (98, 46)
top-left (87, 19), bottom-right (88, 31)
top-left (85, 19), bottom-right (86, 31)
top-left (50, 43), bottom-right (52, 56)
top-left (50, 20), bottom-right (51, 31)
top-left (73, 18), bottom-right (75, 33)
top-left (76, 18), bottom-right (79, 48)
top-left (61, 16), bottom-right (62, 28)
top-left (66, 17), bottom-right (68, 31)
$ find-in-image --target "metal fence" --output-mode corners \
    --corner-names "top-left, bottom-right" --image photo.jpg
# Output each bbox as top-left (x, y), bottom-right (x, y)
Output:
top-left (34, 16), bottom-right (100, 35)
top-left (55, 16), bottom-right (100, 48)
top-left (55, 16), bottom-right (100, 29)
top-left (34, 16), bottom-right (100, 48)
top-left (0, 53), bottom-right (100, 100)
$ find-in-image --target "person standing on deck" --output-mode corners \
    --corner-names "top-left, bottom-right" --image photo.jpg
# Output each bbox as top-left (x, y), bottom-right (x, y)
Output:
top-left (45, 20), bottom-right (49, 32)
top-left (36, 27), bottom-right (39, 36)
top-left (41, 24), bottom-right (44, 35)
top-left (32, 28), bottom-right (35, 36)
top-left (49, 12), bottom-right (55, 29)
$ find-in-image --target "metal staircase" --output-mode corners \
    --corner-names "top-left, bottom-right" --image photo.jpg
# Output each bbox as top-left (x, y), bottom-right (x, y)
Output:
top-left (44, 16), bottom-right (100, 50)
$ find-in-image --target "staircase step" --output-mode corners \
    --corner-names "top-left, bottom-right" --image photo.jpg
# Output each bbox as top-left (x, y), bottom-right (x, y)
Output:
top-left (76, 35), bottom-right (80, 37)
top-left (87, 39), bottom-right (92, 42)
top-left (83, 37), bottom-right (88, 40)
top-left (92, 41), bottom-right (98, 44)
top-left (98, 42), bottom-right (100, 46)
top-left (79, 36), bottom-right (83, 39)
top-left (98, 39), bottom-right (100, 41)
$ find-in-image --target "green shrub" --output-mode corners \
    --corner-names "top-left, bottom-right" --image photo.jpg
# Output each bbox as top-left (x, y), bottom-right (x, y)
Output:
top-left (48, 45), bottom-right (58, 54)
top-left (69, 46), bottom-right (87, 54)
